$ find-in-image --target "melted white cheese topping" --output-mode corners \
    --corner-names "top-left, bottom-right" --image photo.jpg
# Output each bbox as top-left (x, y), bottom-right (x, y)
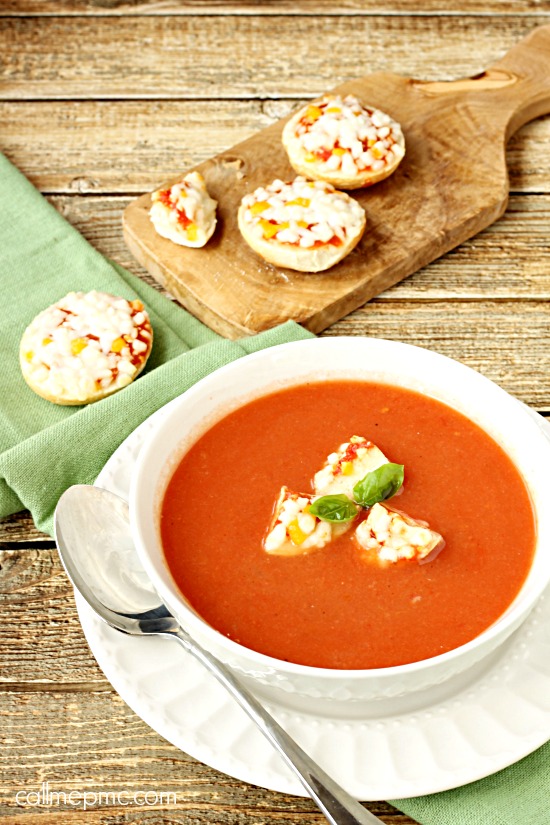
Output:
top-left (240, 176), bottom-right (365, 249)
top-left (20, 291), bottom-right (152, 403)
top-left (150, 171), bottom-right (217, 248)
top-left (314, 435), bottom-right (389, 499)
top-left (288, 94), bottom-right (404, 176)
top-left (355, 503), bottom-right (443, 563)
top-left (264, 487), bottom-right (333, 554)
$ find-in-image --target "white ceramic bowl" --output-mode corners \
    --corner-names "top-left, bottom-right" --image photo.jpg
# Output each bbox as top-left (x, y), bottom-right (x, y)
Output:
top-left (129, 337), bottom-right (550, 714)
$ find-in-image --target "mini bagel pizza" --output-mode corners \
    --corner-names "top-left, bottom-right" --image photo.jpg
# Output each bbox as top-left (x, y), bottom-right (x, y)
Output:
top-left (238, 176), bottom-right (366, 272)
top-left (149, 171), bottom-right (217, 248)
top-left (282, 94), bottom-right (405, 189)
top-left (264, 486), bottom-right (354, 557)
top-left (20, 291), bottom-right (153, 405)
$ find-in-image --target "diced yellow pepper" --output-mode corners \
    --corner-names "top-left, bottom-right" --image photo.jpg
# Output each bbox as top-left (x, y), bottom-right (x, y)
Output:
top-left (24, 351), bottom-right (33, 362)
top-left (42, 337), bottom-right (53, 346)
top-left (371, 146), bottom-right (384, 160)
top-left (326, 106), bottom-right (341, 113)
top-left (341, 461), bottom-right (354, 475)
top-left (250, 201), bottom-right (270, 216)
top-left (332, 147), bottom-right (347, 156)
top-left (297, 220), bottom-right (309, 228)
top-left (287, 519), bottom-right (308, 545)
top-left (306, 105), bottom-right (322, 121)
top-left (130, 299), bottom-right (144, 311)
top-left (286, 197), bottom-right (310, 208)
top-left (186, 223), bottom-right (198, 241)
top-left (259, 219), bottom-right (288, 239)
top-left (304, 153), bottom-right (316, 163)
top-left (110, 337), bottom-right (126, 353)
top-left (367, 139), bottom-right (376, 148)
top-left (71, 338), bottom-right (88, 356)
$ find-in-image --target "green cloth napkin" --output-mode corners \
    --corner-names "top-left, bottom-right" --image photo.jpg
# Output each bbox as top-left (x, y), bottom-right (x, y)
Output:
top-left (0, 154), bottom-right (313, 535)
top-left (1, 155), bottom-right (548, 825)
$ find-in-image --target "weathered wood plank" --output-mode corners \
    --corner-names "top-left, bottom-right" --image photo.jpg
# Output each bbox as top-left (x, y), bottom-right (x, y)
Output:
top-left (2, 1), bottom-right (550, 17)
top-left (0, 100), bottom-right (273, 193)
top-left (40, 193), bottom-right (550, 300)
top-left (0, 703), bottom-right (406, 825)
top-left (1, 692), bottom-right (397, 822)
top-left (2, 100), bottom-right (549, 194)
top-left (0, 16), bottom-right (547, 100)
top-left (0, 807), bottom-right (407, 825)
top-left (0, 513), bottom-right (49, 544)
top-left (0, 687), bottom-right (405, 822)
top-left (0, 548), bottom-right (106, 685)
top-left (326, 300), bottom-right (550, 410)
top-left (0, 692), bottom-right (412, 825)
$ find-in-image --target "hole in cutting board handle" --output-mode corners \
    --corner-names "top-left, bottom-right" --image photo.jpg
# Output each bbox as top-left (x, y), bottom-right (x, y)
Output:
top-left (412, 69), bottom-right (517, 97)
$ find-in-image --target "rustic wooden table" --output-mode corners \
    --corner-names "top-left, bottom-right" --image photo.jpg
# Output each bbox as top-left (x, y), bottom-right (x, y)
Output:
top-left (1, 2), bottom-right (550, 823)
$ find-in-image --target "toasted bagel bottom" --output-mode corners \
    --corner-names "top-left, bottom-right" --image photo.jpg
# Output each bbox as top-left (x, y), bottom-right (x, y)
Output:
top-left (285, 146), bottom-right (404, 189)
top-left (282, 113), bottom-right (405, 189)
top-left (20, 351), bottom-right (152, 406)
top-left (237, 203), bottom-right (366, 273)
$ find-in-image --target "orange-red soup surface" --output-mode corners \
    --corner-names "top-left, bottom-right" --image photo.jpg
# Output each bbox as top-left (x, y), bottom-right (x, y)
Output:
top-left (160, 382), bottom-right (535, 670)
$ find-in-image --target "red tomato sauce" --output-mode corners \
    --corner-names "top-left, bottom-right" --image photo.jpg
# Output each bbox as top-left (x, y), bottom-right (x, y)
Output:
top-left (160, 382), bottom-right (536, 670)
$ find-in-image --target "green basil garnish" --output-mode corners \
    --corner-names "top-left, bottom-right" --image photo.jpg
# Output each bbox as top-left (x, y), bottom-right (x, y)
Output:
top-left (352, 463), bottom-right (404, 507)
top-left (309, 494), bottom-right (359, 523)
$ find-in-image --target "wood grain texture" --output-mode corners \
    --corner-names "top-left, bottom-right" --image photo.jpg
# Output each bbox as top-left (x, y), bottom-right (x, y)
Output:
top-left (123, 27), bottom-right (550, 337)
top-left (0, 100), bottom-right (273, 193)
top-left (2, 100), bottom-right (549, 194)
top-left (0, 814), bottom-right (405, 825)
top-left (0, 682), bottom-right (404, 823)
top-left (2, 0), bottom-right (550, 16)
top-left (0, 513), bottom-right (49, 543)
top-left (42, 193), bottom-right (550, 300)
top-left (0, 807), bottom-right (406, 825)
top-left (0, 548), bottom-right (106, 685)
top-left (1, 15), bottom-right (548, 100)
top-left (327, 300), bottom-right (550, 410)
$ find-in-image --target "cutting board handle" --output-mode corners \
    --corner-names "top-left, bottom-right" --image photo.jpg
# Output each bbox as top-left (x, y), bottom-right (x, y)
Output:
top-left (416, 25), bottom-right (550, 140)
top-left (491, 24), bottom-right (550, 137)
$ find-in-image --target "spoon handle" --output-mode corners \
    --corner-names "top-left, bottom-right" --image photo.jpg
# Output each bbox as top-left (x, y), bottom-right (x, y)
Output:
top-left (170, 627), bottom-right (383, 825)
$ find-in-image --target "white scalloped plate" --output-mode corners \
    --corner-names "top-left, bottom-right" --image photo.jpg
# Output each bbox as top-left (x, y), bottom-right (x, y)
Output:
top-left (75, 399), bottom-right (550, 801)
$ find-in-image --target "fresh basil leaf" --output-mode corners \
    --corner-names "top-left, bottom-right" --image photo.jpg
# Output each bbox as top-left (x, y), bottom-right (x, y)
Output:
top-left (309, 494), bottom-right (359, 523)
top-left (353, 463), bottom-right (404, 507)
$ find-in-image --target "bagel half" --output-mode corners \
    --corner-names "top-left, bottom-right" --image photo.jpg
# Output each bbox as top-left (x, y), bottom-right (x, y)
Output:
top-left (238, 176), bottom-right (366, 273)
top-left (282, 94), bottom-right (405, 189)
top-left (20, 291), bottom-right (153, 405)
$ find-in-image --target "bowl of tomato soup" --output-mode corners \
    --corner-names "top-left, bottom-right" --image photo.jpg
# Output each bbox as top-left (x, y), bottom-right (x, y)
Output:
top-left (129, 338), bottom-right (550, 709)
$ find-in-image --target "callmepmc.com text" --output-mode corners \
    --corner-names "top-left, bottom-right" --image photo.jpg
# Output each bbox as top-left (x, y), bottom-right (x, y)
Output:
top-left (16, 782), bottom-right (177, 810)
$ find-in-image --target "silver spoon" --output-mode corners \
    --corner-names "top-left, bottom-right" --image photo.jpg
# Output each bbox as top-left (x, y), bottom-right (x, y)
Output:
top-left (54, 484), bottom-right (384, 825)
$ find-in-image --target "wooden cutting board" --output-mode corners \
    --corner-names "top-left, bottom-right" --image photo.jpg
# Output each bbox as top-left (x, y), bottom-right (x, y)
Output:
top-left (123, 25), bottom-right (550, 339)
